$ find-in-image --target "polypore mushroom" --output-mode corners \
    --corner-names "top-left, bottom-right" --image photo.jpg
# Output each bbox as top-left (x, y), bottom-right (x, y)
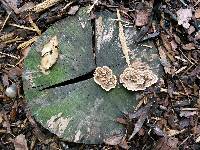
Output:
top-left (120, 61), bottom-right (158, 91)
top-left (94, 66), bottom-right (117, 91)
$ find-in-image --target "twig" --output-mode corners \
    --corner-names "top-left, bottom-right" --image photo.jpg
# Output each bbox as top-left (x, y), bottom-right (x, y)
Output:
top-left (0, 51), bottom-right (19, 59)
top-left (4, 37), bottom-right (23, 44)
top-left (61, 1), bottom-right (73, 11)
top-left (87, 0), bottom-right (98, 13)
top-left (30, 0), bottom-right (64, 13)
top-left (17, 36), bottom-right (38, 49)
top-left (29, 15), bottom-right (41, 35)
top-left (0, 11), bottom-right (11, 32)
top-left (9, 23), bottom-right (37, 32)
top-left (194, 0), bottom-right (200, 6)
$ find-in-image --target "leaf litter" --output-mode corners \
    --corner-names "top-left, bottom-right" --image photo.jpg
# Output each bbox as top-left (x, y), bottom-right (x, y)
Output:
top-left (0, 0), bottom-right (199, 149)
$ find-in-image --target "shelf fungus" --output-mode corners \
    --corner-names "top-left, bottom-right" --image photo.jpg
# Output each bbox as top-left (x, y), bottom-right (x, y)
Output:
top-left (120, 61), bottom-right (158, 91)
top-left (39, 36), bottom-right (59, 75)
top-left (94, 66), bottom-right (117, 91)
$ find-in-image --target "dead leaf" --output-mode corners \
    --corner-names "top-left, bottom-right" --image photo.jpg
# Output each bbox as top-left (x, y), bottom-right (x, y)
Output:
top-left (116, 117), bottom-right (127, 125)
top-left (158, 46), bottom-right (172, 74)
top-left (68, 5), bottom-right (79, 15)
top-left (0, 112), bottom-right (3, 124)
top-left (14, 134), bottom-right (28, 150)
top-left (3, 0), bottom-right (19, 14)
top-left (179, 110), bottom-right (198, 118)
top-left (176, 8), bottom-right (192, 29)
top-left (187, 25), bottom-right (196, 35)
top-left (2, 74), bottom-right (9, 86)
top-left (117, 9), bottom-right (130, 66)
top-left (39, 36), bottom-right (59, 74)
top-left (170, 40), bottom-right (178, 51)
top-left (195, 31), bottom-right (200, 40)
top-left (196, 135), bottom-right (200, 143)
top-left (154, 137), bottom-right (179, 150)
top-left (8, 66), bottom-right (22, 79)
top-left (166, 128), bottom-right (185, 137)
top-left (31, 0), bottom-right (63, 13)
top-left (182, 43), bottom-right (196, 50)
top-left (128, 102), bottom-right (152, 140)
top-left (119, 138), bottom-right (129, 149)
top-left (195, 9), bottom-right (200, 19)
top-left (135, 10), bottom-right (149, 27)
top-left (104, 134), bottom-right (123, 145)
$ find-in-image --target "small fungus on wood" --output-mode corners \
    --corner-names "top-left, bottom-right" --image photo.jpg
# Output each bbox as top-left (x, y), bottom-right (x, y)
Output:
top-left (120, 61), bottom-right (158, 91)
top-left (94, 66), bottom-right (117, 91)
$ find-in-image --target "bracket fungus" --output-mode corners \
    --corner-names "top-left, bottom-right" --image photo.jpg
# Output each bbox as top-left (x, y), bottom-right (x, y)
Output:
top-left (120, 61), bottom-right (158, 91)
top-left (94, 66), bottom-right (117, 91)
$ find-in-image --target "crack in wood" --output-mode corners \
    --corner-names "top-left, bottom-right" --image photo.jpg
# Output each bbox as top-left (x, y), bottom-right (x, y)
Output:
top-left (40, 70), bottom-right (95, 91)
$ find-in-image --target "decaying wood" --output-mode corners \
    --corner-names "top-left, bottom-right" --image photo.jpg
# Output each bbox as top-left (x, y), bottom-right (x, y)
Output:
top-left (116, 9), bottom-right (130, 66)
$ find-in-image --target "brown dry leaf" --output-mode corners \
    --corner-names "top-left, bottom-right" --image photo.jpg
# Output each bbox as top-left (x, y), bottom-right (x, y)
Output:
top-left (135, 10), bottom-right (149, 27)
top-left (182, 43), bottom-right (196, 50)
top-left (196, 135), bottom-right (200, 143)
top-left (117, 9), bottom-right (130, 66)
top-left (166, 128), bottom-right (185, 137)
top-left (119, 138), bottom-right (129, 149)
top-left (154, 137), bottom-right (179, 150)
top-left (14, 134), bottom-right (28, 150)
top-left (93, 66), bottom-right (117, 91)
top-left (158, 46), bottom-right (172, 74)
top-left (188, 25), bottom-right (196, 35)
top-left (3, 0), bottom-right (19, 14)
top-left (8, 66), bottom-right (22, 79)
top-left (176, 8), bottom-right (192, 29)
top-left (29, 16), bottom-right (41, 35)
top-left (179, 110), bottom-right (198, 118)
top-left (116, 117), bottom-right (127, 125)
top-left (39, 36), bottom-right (59, 75)
top-left (2, 0), bottom-right (34, 14)
top-left (104, 134), bottom-right (123, 145)
top-left (128, 102), bottom-right (152, 140)
top-left (195, 31), bottom-right (200, 40)
top-left (0, 112), bottom-right (3, 124)
top-left (68, 5), bottom-right (79, 15)
top-left (170, 40), bottom-right (178, 51)
top-left (31, 0), bottom-right (63, 13)
top-left (17, 36), bottom-right (38, 49)
top-left (2, 74), bottom-right (9, 86)
top-left (195, 9), bottom-right (200, 19)
top-left (120, 61), bottom-right (158, 91)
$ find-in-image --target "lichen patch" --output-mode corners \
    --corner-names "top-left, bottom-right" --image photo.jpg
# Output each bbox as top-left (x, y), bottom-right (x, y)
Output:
top-left (120, 61), bottom-right (158, 91)
top-left (94, 66), bottom-right (117, 91)
top-left (46, 113), bottom-right (71, 136)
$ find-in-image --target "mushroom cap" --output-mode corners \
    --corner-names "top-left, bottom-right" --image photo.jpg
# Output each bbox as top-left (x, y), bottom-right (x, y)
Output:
top-left (94, 66), bottom-right (117, 91)
top-left (120, 61), bottom-right (158, 91)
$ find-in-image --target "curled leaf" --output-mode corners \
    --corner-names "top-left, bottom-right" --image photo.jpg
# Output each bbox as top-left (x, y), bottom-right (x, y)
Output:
top-left (39, 36), bottom-right (59, 74)
top-left (94, 66), bottom-right (117, 91)
top-left (176, 8), bottom-right (192, 29)
top-left (120, 61), bottom-right (158, 91)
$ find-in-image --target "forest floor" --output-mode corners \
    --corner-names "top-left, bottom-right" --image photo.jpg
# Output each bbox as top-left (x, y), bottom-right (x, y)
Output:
top-left (0, 0), bottom-right (200, 149)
